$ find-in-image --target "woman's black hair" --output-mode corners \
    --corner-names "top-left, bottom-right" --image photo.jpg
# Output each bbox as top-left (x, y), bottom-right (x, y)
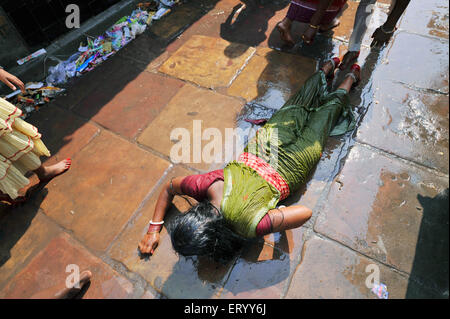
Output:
top-left (169, 201), bottom-right (246, 264)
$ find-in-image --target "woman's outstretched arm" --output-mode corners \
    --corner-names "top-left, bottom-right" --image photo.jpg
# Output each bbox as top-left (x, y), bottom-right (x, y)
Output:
top-left (151, 176), bottom-right (186, 223)
top-left (138, 176), bottom-right (186, 255)
top-left (267, 205), bottom-right (313, 233)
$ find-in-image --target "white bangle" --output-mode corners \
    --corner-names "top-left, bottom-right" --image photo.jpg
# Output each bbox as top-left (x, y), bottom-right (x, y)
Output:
top-left (345, 72), bottom-right (357, 83)
top-left (149, 220), bottom-right (164, 225)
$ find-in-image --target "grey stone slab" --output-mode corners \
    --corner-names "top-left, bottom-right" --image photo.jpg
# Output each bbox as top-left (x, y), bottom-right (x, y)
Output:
top-left (314, 144), bottom-right (448, 296)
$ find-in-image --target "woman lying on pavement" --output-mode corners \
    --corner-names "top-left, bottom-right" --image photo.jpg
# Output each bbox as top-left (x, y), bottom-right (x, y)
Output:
top-left (138, 58), bottom-right (361, 263)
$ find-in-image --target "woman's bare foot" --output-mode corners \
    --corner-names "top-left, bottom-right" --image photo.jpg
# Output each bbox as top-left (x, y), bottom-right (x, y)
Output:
top-left (276, 18), bottom-right (294, 47)
top-left (340, 51), bottom-right (360, 70)
top-left (319, 18), bottom-right (340, 33)
top-left (35, 158), bottom-right (72, 183)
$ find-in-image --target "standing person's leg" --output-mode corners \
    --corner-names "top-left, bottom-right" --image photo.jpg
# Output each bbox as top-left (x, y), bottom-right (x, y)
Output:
top-left (277, 0), bottom-right (336, 46)
top-left (387, 0), bottom-right (397, 15)
top-left (277, 17), bottom-right (295, 46)
top-left (30, 270), bottom-right (92, 299)
top-left (341, 0), bottom-right (377, 69)
top-left (371, 0), bottom-right (409, 47)
top-left (34, 159), bottom-right (72, 183)
top-left (0, 158), bottom-right (71, 205)
top-left (348, 0), bottom-right (377, 51)
top-left (276, 1), bottom-right (298, 47)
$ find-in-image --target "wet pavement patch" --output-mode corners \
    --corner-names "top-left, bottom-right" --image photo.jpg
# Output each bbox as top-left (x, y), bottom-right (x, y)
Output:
top-left (159, 35), bottom-right (256, 89)
top-left (314, 144), bottom-right (448, 297)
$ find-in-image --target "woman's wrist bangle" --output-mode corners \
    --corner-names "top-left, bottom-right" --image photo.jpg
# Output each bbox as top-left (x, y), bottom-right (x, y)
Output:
top-left (148, 221), bottom-right (163, 234)
top-left (381, 24), bottom-right (396, 34)
top-left (147, 225), bottom-right (162, 233)
top-left (147, 231), bottom-right (160, 235)
top-left (149, 220), bottom-right (164, 225)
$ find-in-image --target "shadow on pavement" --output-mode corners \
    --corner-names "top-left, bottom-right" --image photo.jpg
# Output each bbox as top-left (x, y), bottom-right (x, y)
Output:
top-left (221, 0), bottom-right (288, 58)
top-left (0, 185), bottom-right (47, 270)
top-left (406, 188), bottom-right (449, 298)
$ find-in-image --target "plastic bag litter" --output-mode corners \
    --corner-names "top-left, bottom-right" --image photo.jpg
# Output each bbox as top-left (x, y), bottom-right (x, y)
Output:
top-left (46, 52), bottom-right (80, 85)
top-left (5, 4), bottom-right (180, 118)
top-left (160, 0), bottom-right (179, 7)
top-left (4, 85), bottom-right (65, 119)
top-left (130, 22), bottom-right (146, 37)
top-left (152, 7), bottom-right (171, 20)
top-left (45, 8), bottom-right (150, 86)
top-left (17, 48), bottom-right (47, 65)
top-left (40, 86), bottom-right (65, 98)
top-left (46, 62), bottom-right (67, 86)
top-left (78, 44), bottom-right (89, 52)
top-left (25, 82), bottom-right (44, 90)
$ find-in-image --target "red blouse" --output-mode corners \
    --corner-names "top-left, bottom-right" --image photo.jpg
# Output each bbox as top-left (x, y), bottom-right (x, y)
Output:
top-left (180, 170), bottom-right (272, 236)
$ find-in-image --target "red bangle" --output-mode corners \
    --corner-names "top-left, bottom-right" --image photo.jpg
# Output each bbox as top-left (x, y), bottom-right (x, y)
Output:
top-left (147, 224), bottom-right (162, 233)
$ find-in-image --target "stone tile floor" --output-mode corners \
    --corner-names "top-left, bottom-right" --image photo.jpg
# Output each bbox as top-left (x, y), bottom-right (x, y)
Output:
top-left (0, 0), bottom-right (448, 299)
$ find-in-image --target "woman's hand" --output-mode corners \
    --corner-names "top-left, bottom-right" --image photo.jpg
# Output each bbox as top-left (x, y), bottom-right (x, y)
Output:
top-left (0, 69), bottom-right (26, 92)
top-left (301, 25), bottom-right (318, 45)
top-left (371, 25), bottom-right (396, 47)
top-left (138, 232), bottom-right (160, 255)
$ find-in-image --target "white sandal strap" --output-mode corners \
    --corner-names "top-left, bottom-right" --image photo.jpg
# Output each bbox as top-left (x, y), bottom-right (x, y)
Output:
top-left (345, 72), bottom-right (357, 83)
top-left (329, 58), bottom-right (336, 71)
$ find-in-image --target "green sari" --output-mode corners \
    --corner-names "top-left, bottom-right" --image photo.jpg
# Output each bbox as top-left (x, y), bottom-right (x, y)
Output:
top-left (221, 70), bottom-right (356, 238)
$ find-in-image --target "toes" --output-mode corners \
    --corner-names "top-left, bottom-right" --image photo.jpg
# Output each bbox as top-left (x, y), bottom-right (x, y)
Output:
top-left (63, 159), bottom-right (72, 169)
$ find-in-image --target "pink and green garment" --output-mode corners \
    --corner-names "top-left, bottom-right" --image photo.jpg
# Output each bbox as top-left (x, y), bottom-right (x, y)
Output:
top-left (221, 70), bottom-right (356, 238)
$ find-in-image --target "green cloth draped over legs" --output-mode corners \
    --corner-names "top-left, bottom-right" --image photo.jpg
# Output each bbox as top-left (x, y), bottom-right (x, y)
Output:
top-left (221, 70), bottom-right (356, 238)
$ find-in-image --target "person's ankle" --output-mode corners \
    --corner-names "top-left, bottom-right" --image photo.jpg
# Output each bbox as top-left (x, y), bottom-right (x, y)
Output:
top-left (281, 18), bottom-right (291, 28)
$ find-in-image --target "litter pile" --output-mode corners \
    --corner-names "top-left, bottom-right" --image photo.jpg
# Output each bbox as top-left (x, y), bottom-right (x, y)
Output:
top-left (46, 8), bottom-right (150, 86)
top-left (4, 83), bottom-right (65, 119)
top-left (3, 0), bottom-right (182, 119)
